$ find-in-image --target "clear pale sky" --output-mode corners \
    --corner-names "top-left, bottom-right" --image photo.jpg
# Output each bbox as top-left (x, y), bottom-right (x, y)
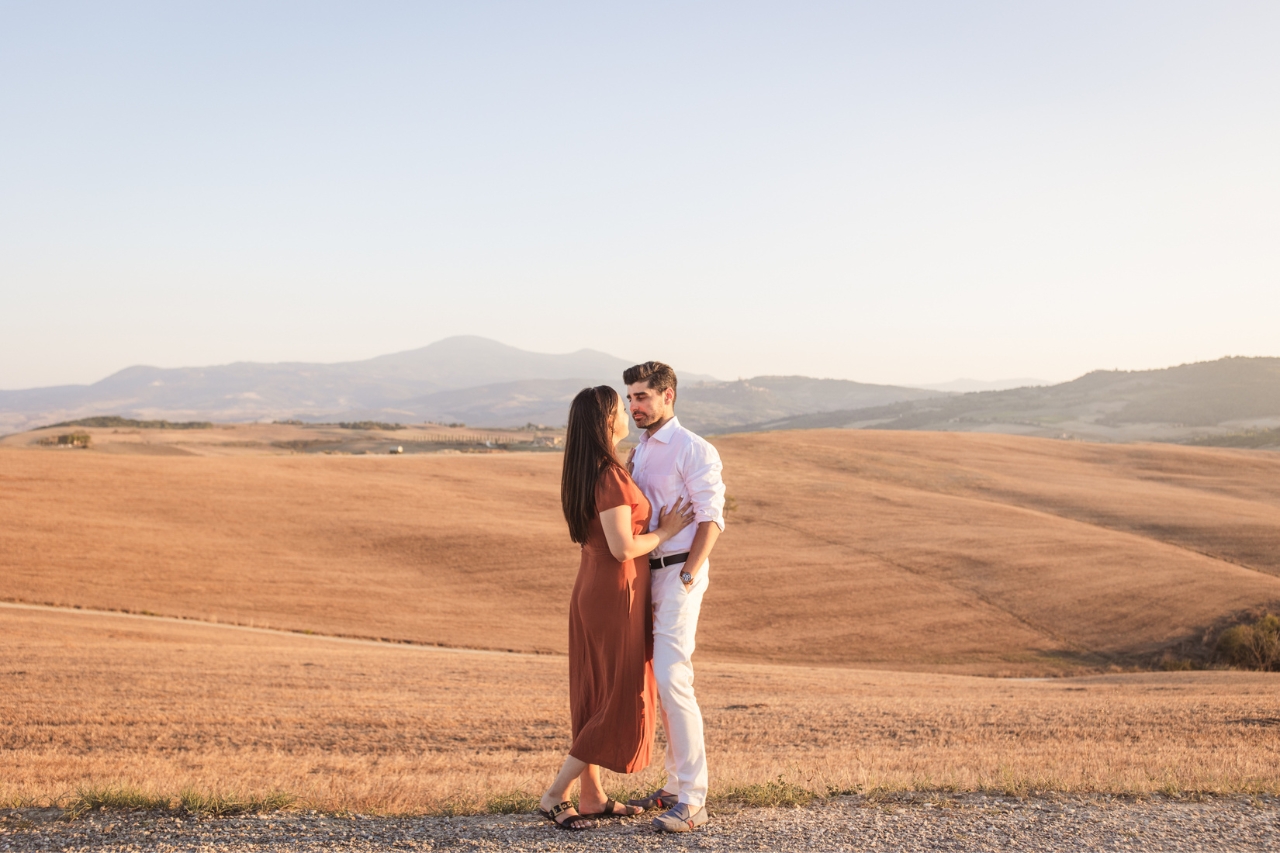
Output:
top-left (2, 1), bottom-right (1276, 390)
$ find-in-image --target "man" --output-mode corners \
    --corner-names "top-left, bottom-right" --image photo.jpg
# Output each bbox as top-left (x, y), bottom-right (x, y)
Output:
top-left (622, 361), bottom-right (725, 833)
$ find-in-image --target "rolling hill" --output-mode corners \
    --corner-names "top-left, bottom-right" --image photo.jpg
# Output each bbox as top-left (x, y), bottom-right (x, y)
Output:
top-left (3, 430), bottom-right (1277, 676)
top-left (732, 357), bottom-right (1280, 445)
top-left (5, 345), bottom-right (1279, 444)
top-left (0, 336), bottom-right (640, 432)
top-left (676, 376), bottom-right (943, 433)
top-left (0, 336), bottom-right (935, 434)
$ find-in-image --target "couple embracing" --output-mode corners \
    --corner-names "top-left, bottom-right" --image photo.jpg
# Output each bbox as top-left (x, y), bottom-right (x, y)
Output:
top-left (539, 361), bottom-right (725, 833)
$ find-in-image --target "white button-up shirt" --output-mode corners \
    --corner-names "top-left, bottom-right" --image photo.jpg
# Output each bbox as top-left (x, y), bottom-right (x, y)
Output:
top-left (630, 416), bottom-right (726, 558)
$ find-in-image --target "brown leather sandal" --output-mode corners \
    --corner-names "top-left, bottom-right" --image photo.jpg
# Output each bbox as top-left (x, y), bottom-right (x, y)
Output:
top-left (581, 799), bottom-right (642, 818)
top-left (538, 800), bottom-right (596, 831)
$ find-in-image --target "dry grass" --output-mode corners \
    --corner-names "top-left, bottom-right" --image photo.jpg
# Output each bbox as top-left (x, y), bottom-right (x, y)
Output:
top-left (0, 420), bottom-right (559, 458)
top-left (0, 445), bottom-right (581, 657)
top-left (3, 431), bottom-right (1280, 675)
top-left (708, 431), bottom-right (1280, 673)
top-left (3, 429), bottom-right (1279, 813)
top-left (3, 607), bottom-right (1278, 815)
top-left (61, 785), bottom-right (293, 818)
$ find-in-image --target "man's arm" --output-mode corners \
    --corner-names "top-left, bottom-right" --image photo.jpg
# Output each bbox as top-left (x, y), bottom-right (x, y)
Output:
top-left (682, 520), bottom-right (720, 588)
top-left (680, 438), bottom-right (725, 587)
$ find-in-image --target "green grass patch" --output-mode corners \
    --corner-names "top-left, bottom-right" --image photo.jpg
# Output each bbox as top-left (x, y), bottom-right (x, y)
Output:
top-left (178, 788), bottom-right (294, 816)
top-left (65, 785), bottom-right (173, 818)
top-left (715, 777), bottom-right (816, 808)
top-left (62, 785), bottom-right (294, 819)
top-left (484, 790), bottom-right (540, 814)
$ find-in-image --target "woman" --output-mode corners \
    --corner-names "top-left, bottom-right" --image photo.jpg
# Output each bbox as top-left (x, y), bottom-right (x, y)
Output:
top-left (538, 385), bottom-right (695, 831)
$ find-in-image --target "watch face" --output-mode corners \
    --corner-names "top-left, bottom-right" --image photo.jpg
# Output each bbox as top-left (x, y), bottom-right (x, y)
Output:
top-left (681, 571), bottom-right (693, 584)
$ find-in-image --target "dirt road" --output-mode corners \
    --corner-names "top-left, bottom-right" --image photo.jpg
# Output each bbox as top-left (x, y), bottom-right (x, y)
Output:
top-left (4, 795), bottom-right (1277, 852)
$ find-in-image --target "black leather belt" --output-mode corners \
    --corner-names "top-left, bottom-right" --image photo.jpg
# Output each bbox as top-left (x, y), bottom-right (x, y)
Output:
top-left (650, 552), bottom-right (690, 570)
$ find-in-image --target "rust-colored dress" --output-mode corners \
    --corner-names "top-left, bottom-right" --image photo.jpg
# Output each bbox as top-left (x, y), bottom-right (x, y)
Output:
top-left (567, 466), bottom-right (658, 773)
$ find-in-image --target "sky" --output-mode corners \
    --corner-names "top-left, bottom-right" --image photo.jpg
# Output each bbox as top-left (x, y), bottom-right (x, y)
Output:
top-left (2, 1), bottom-right (1277, 390)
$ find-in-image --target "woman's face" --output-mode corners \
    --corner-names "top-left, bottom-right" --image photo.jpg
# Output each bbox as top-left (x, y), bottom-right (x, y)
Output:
top-left (610, 395), bottom-right (630, 444)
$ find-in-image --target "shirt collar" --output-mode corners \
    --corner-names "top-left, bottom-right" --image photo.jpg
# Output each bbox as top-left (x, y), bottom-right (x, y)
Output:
top-left (640, 415), bottom-right (680, 445)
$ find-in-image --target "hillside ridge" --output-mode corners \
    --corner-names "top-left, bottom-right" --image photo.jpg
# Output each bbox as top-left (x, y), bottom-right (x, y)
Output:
top-left (726, 356), bottom-right (1280, 445)
top-left (5, 348), bottom-right (1279, 444)
top-left (4, 429), bottom-right (1279, 675)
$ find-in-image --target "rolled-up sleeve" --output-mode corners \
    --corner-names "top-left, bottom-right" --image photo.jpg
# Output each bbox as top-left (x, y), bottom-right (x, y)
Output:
top-left (681, 439), bottom-right (726, 531)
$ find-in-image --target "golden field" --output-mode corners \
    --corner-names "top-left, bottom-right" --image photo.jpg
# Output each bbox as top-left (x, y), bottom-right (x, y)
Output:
top-left (3, 429), bottom-right (1279, 673)
top-left (3, 605), bottom-right (1278, 813)
top-left (2, 428), bottom-right (1279, 810)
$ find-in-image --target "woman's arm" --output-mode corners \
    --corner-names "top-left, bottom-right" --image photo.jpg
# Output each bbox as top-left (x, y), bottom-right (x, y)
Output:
top-left (600, 496), bottom-right (694, 563)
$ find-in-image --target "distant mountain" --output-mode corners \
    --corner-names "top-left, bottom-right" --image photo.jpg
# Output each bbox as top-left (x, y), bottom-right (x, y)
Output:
top-left (7, 345), bottom-right (1275, 444)
top-left (375, 378), bottom-right (598, 430)
top-left (912, 377), bottom-right (1052, 393)
top-left (237, 376), bottom-right (943, 434)
top-left (677, 376), bottom-right (945, 434)
top-left (0, 336), bottom-right (944, 434)
top-left (731, 357), bottom-right (1280, 444)
top-left (352, 336), bottom-right (648, 388)
top-left (0, 337), bottom-right (648, 432)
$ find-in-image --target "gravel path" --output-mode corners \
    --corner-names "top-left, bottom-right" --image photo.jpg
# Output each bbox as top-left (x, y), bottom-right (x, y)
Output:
top-left (3, 794), bottom-right (1277, 852)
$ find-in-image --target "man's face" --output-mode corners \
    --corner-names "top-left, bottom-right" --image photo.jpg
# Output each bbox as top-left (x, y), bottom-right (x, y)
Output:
top-left (627, 381), bottom-right (675, 429)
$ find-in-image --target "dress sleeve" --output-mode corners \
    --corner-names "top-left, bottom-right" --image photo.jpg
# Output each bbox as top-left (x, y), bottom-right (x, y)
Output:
top-left (594, 466), bottom-right (634, 515)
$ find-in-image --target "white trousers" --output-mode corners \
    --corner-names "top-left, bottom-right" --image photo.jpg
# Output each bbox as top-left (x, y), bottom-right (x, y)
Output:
top-left (651, 561), bottom-right (709, 809)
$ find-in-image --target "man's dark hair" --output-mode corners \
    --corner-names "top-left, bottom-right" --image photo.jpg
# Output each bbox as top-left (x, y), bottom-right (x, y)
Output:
top-left (623, 361), bottom-right (678, 404)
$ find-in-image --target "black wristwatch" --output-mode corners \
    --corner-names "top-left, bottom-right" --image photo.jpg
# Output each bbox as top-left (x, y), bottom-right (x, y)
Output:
top-left (680, 570), bottom-right (693, 585)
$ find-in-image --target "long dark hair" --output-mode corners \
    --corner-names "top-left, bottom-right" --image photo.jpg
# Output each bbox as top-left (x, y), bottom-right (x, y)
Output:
top-left (562, 385), bottom-right (624, 544)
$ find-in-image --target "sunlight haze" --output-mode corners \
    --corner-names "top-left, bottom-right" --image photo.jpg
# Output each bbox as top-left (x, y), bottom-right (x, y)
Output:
top-left (1, 1), bottom-right (1276, 389)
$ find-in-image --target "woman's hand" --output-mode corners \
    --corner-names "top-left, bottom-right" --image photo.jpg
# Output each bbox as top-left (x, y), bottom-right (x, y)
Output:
top-left (600, 494), bottom-right (695, 562)
top-left (654, 495), bottom-right (696, 543)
